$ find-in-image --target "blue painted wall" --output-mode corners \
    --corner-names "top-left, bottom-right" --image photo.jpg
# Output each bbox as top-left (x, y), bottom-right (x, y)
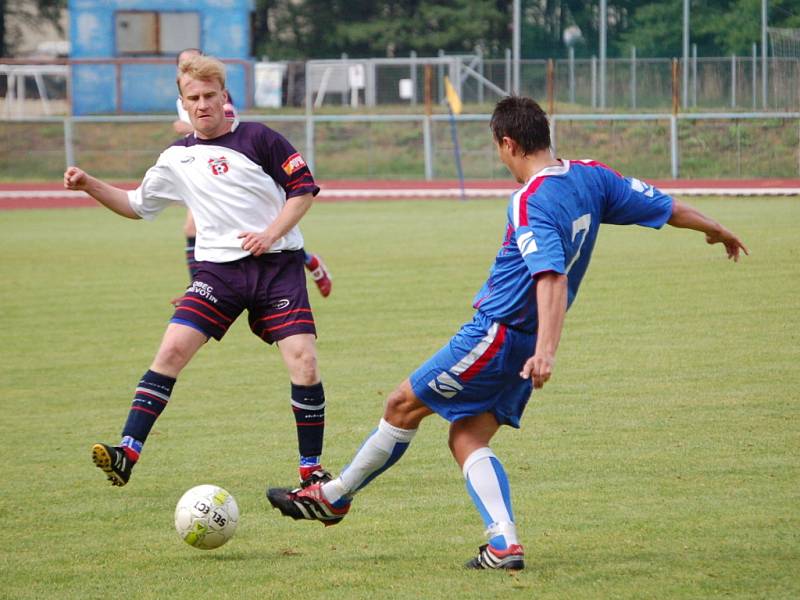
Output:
top-left (69, 0), bottom-right (253, 115)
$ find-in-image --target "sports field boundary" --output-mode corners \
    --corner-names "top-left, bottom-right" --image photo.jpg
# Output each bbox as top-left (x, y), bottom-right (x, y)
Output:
top-left (1, 178), bottom-right (798, 210)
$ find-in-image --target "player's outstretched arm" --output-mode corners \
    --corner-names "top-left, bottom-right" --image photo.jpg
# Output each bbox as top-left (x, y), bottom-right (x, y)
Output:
top-left (667, 199), bottom-right (749, 262)
top-left (64, 166), bottom-right (140, 219)
top-left (520, 272), bottom-right (568, 389)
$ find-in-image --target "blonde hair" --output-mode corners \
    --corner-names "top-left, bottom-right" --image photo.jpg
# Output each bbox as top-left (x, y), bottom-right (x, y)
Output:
top-left (177, 55), bottom-right (226, 95)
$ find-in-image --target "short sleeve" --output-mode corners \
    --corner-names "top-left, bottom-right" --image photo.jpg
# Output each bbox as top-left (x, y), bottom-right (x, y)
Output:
top-left (127, 158), bottom-right (184, 220)
top-left (602, 169), bottom-right (673, 228)
top-left (257, 128), bottom-right (320, 199)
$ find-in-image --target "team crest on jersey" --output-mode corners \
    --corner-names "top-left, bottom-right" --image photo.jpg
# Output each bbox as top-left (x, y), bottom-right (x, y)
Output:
top-left (282, 153), bottom-right (306, 175)
top-left (208, 156), bottom-right (229, 176)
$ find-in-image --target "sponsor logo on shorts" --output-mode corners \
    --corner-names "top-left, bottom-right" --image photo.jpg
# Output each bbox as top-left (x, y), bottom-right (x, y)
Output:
top-left (269, 299), bottom-right (291, 310)
top-left (208, 156), bottom-right (229, 176)
top-left (281, 153), bottom-right (306, 176)
top-left (428, 372), bottom-right (463, 399)
top-left (187, 281), bottom-right (218, 303)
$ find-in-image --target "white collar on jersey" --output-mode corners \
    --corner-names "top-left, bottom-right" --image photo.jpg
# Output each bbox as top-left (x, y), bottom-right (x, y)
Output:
top-left (525, 158), bottom-right (570, 185)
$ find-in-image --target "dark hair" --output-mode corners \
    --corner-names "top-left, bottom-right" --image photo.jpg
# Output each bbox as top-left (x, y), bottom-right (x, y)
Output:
top-left (490, 96), bottom-right (551, 154)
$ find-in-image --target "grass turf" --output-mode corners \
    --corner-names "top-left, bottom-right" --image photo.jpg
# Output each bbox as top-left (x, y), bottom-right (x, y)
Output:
top-left (0, 197), bottom-right (797, 599)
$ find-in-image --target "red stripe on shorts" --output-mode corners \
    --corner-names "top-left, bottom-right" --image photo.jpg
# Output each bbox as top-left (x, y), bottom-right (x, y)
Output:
top-left (460, 324), bottom-right (508, 382)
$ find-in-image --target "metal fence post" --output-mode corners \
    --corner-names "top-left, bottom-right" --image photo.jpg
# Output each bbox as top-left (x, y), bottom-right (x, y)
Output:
top-left (752, 43), bottom-right (758, 109)
top-left (438, 49), bottom-right (445, 104)
top-left (631, 46), bottom-right (637, 110)
top-left (692, 43), bottom-right (698, 108)
top-left (476, 46), bottom-right (485, 105)
top-left (731, 54), bottom-right (736, 108)
top-left (670, 114), bottom-right (679, 178)
top-left (304, 63), bottom-right (315, 172)
top-left (63, 116), bottom-right (74, 168)
top-left (505, 48), bottom-right (511, 96)
top-left (423, 116), bottom-right (434, 180)
top-left (410, 50), bottom-right (417, 106)
top-left (568, 47), bottom-right (576, 104)
top-left (591, 56), bottom-right (598, 109)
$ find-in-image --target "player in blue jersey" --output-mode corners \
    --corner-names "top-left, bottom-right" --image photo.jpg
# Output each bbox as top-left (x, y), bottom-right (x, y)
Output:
top-left (65, 55), bottom-right (333, 490)
top-left (266, 96), bottom-right (748, 570)
top-left (172, 48), bottom-right (332, 297)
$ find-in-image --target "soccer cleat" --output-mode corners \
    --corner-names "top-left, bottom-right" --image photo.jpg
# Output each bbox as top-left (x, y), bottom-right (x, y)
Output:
top-left (266, 482), bottom-right (350, 527)
top-left (91, 443), bottom-right (135, 487)
top-left (305, 254), bottom-right (332, 298)
top-left (299, 467), bottom-right (333, 488)
top-left (465, 544), bottom-right (525, 571)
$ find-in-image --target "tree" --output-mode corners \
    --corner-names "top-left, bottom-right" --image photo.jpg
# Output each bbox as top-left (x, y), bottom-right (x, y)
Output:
top-left (254, 0), bottom-right (511, 59)
top-left (1, 0), bottom-right (66, 57)
top-left (253, 0), bottom-right (800, 61)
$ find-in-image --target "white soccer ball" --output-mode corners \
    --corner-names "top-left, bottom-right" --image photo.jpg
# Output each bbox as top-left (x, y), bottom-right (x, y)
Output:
top-left (174, 484), bottom-right (239, 550)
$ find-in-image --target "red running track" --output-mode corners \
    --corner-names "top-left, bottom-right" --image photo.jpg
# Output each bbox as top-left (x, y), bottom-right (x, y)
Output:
top-left (1, 178), bottom-right (798, 210)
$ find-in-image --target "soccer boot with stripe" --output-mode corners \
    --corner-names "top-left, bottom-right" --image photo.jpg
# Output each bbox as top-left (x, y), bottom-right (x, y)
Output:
top-left (465, 544), bottom-right (525, 570)
top-left (266, 482), bottom-right (350, 527)
top-left (91, 443), bottom-right (135, 487)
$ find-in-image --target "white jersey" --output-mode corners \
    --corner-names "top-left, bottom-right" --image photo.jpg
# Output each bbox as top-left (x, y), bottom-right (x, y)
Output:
top-left (127, 121), bottom-right (319, 263)
top-left (176, 97), bottom-right (190, 124)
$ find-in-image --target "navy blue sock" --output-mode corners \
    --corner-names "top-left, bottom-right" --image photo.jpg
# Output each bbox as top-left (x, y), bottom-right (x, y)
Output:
top-left (291, 382), bottom-right (325, 463)
top-left (121, 370), bottom-right (176, 455)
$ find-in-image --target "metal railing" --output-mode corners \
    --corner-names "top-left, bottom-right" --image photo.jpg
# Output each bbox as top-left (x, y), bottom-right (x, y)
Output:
top-left (1, 111), bottom-right (797, 181)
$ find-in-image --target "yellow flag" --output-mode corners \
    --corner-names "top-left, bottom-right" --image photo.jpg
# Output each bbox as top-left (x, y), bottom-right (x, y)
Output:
top-left (444, 76), bottom-right (462, 115)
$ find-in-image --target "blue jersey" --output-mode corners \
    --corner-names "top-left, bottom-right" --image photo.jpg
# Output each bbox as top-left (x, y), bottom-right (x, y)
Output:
top-left (473, 159), bottom-right (674, 333)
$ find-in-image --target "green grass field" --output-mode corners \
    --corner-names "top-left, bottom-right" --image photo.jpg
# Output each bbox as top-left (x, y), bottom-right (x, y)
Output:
top-left (1, 197), bottom-right (798, 599)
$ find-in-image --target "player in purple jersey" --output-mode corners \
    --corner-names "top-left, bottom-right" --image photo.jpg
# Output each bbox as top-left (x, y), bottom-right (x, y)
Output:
top-left (266, 96), bottom-right (748, 570)
top-left (173, 48), bottom-right (332, 298)
top-left (65, 55), bottom-right (333, 490)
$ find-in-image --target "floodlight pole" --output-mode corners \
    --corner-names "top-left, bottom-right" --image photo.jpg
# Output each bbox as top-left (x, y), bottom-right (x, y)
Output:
top-left (512, 0), bottom-right (521, 95)
top-left (761, 0), bottom-right (768, 108)
top-left (682, 0), bottom-right (689, 109)
top-left (599, 0), bottom-right (607, 109)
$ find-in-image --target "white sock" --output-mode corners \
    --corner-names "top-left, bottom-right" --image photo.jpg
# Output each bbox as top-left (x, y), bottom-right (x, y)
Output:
top-left (322, 418), bottom-right (416, 504)
top-left (463, 447), bottom-right (519, 549)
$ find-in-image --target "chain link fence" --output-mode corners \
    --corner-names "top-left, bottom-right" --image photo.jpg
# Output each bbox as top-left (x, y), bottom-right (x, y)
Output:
top-left (306, 55), bottom-right (799, 112)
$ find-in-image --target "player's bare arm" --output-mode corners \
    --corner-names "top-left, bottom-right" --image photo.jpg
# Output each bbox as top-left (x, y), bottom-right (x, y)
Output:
top-left (238, 193), bottom-right (314, 256)
top-left (520, 272), bottom-right (568, 389)
top-left (63, 166), bottom-right (140, 219)
top-left (172, 119), bottom-right (194, 136)
top-left (667, 199), bottom-right (749, 261)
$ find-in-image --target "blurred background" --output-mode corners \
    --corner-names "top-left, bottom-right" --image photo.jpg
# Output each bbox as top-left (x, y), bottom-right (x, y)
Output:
top-left (1, 0), bottom-right (798, 180)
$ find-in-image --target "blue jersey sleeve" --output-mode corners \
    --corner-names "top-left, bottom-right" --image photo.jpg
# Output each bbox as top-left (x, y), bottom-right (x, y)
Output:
top-left (517, 201), bottom-right (566, 277)
top-left (601, 170), bottom-right (673, 228)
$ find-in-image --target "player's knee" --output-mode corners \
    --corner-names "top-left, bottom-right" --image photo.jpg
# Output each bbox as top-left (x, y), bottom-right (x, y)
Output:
top-left (287, 348), bottom-right (319, 385)
top-left (384, 386), bottom-right (423, 429)
top-left (153, 341), bottom-right (193, 375)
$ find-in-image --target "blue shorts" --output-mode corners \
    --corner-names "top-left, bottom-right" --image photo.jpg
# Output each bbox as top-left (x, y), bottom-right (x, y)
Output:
top-left (170, 250), bottom-right (315, 344)
top-left (409, 312), bottom-right (536, 428)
